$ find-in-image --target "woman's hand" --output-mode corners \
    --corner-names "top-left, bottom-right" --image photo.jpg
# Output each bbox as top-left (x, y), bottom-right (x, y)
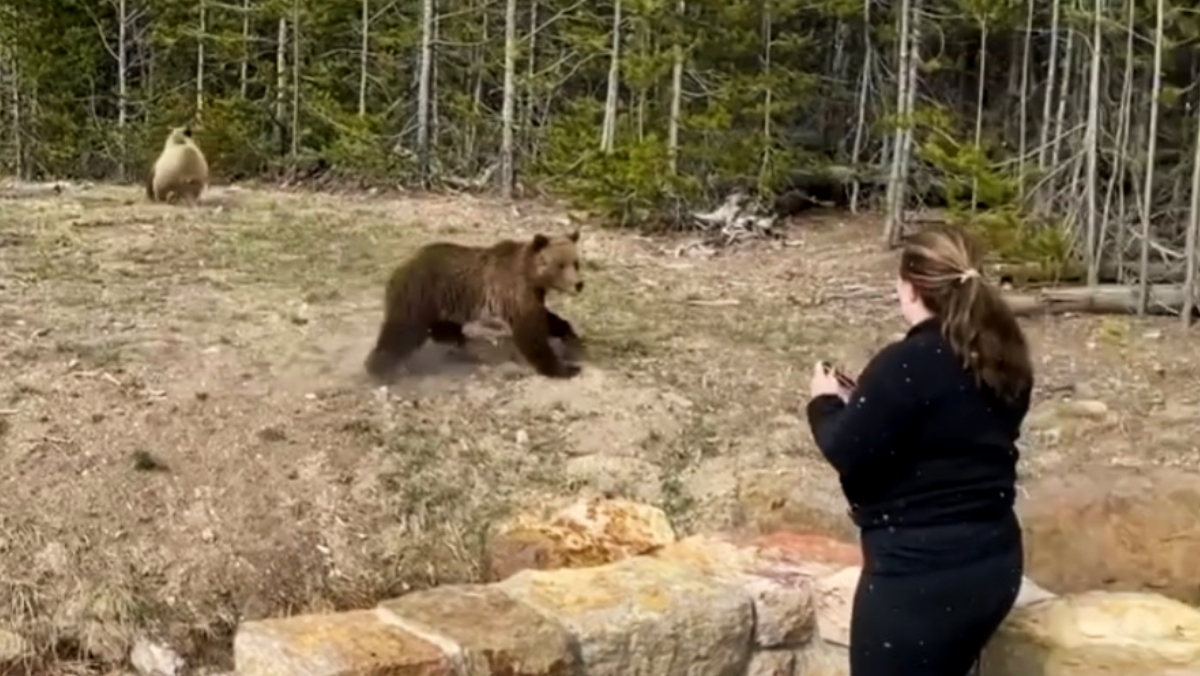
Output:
top-left (810, 362), bottom-right (850, 401)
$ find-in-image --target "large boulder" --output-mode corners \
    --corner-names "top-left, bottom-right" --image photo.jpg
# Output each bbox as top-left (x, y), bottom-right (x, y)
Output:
top-left (496, 555), bottom-right (754, 676)
top-left (1017, 466), bottom-right (1200, 605)
top-left (981, 590), bottom-right (1200, 676)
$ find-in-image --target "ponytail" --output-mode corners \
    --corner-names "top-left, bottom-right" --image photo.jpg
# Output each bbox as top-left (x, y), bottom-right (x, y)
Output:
top-left (900, 225), bottom-right (1033, 403)
top-left (940, 274), bottom-right (1032, 403)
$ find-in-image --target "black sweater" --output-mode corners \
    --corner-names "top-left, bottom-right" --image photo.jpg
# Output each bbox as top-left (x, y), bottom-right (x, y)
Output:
top-left (806, 317), bottom-right (1031, 532)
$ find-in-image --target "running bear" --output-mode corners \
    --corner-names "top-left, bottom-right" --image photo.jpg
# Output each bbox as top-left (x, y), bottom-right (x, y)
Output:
top-left (146, 125), bottom-right (209, 204)
top-left (365, 230), bottom-right (586, 381)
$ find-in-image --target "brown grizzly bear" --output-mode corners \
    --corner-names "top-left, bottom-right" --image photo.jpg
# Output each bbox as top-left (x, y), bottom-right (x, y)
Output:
top-left (146, 125), bottom-right (209, 204)
top-left (364, 229), bottom-right (586, 381)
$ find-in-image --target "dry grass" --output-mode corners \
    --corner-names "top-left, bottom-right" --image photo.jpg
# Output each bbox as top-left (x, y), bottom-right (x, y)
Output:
top-left (0, 182), bottom-right (1198, 673)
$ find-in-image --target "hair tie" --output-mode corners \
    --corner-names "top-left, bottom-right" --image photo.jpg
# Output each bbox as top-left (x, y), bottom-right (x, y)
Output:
top-left (957, 268), bottom-right (980, 284)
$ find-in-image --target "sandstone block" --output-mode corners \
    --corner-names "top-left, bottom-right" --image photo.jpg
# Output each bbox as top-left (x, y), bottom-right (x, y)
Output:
top-left (377, 584), bottom-right (579, 676)
top-left (486, 498), bottom-right (676, 582)
top-left (1017, 467), bottom-right (1200, 605)
top-left (234, 609), bottom-right (450, 676)
top-left (794, 640), bottom-right (850, 676)
top-left (981, 590), bottom-right (1200, 676)
top-left (814, 566), bottom-right (1055, 648)
top-left (745, 532), bottom-right (862, 574)
top-left (745, 641), bottom-right (849, 676)
top-left (653, 534), bottom-right (822, 648)
top-left (746, 650), bottom-right (795, 676)
top-left (497, 555), bottom-right (752, 676)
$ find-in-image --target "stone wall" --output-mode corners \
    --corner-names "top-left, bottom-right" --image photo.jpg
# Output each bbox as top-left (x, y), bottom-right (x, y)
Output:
top-left (233, 499), bottom-right (1200, 676)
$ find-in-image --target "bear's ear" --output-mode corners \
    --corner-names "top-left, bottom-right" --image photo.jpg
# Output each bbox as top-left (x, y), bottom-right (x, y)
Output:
top-left (567, 228), bottom-right (580, 243)
top-left (531, 234), bottom-right (550, 251)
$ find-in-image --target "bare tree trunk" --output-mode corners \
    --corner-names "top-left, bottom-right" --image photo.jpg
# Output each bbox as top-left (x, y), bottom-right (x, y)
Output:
top-left (240, 0), bottom-right (251, 98)
top-left (848, 0), bottom-right (872, 213)
top-left (196, 0), bottom-right (206, 113)
top-left (1017, 0), bottom-right (1033, 199)
top-left (499, 0), bottom-right (517, 198)
top-left (525, 0), bottom-right (537, 152)
top-left (1102, 0), bottom-right (1135, 277)
top-left (358, 0), bottom-right (369, 116)
top-left (667, 0), bottom-right (685, 175)
top-left (290, 0), bottom-right (300, 158)
top-left (1082, 0), bottom-right (1103, 286)
top-left (274, 17), bottom-right (287, 153)
top-left (465, 6), bottom-right (487, 164)
top-left (1037, 0), bottom-right (1062, 171)
top-left (1138, 0), bottom-right (1164, 315)
top-left (600, 0), bottom-right (621, 154)
top-left (2, 41), bottom-right (21, 179)
top-left (970, 18), bottom-right (988, 213)
top-left (1182, 101), bottom-right (1200, 324)
top-left (117, 0), bottom-right (129, 180)
top-left (5, 54), bottom-right (18, 180)
top-left (883, 0), bottom-right (919, 247)
top-left (759, 0), bottom-right (772, 178)
top-left (1048, 28), bottom-right (1074, 178)
top-left (416, 0), bottom-right (434, 183)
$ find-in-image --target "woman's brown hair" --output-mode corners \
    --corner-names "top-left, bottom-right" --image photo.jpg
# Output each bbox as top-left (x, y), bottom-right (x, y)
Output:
top-left (899, 225), bottom-right (1033, 403)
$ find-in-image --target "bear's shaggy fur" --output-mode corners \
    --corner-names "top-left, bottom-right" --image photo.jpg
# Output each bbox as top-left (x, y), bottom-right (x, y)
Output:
top-left (146, 126), bottom-right (209, 203)
top-left (365, 230), bottom-right (587, 381)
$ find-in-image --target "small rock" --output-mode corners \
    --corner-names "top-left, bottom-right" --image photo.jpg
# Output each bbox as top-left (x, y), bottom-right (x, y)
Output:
top-left (0, 629), bottom-right (29, 666)
top-left (1060, 399), bottom-right (1108, 419)
top-left (130, 638), bottom-right (184, 676)
top-left (1142, 329), bottom-right (1163, 340)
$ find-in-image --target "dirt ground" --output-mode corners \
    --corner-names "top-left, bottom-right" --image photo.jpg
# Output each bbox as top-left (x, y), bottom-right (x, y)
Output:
top-left (1, 182), bottom-right (1198, 672)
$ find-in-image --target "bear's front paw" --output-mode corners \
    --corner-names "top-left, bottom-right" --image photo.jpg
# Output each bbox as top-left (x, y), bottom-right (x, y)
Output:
top-left (561, 337), bottom-right (586, 362)
top-left (549, 362), bottom-right (582, 379)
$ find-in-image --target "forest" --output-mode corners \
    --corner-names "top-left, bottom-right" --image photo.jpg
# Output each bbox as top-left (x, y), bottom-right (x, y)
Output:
top-left (1, 0), bottom-right (1199, 320)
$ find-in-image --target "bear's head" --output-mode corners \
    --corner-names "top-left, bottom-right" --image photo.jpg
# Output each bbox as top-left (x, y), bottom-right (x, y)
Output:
top-left (529, 229), bottom-right (584, 295)
top-left (165, 125), bottom-right (196, 147)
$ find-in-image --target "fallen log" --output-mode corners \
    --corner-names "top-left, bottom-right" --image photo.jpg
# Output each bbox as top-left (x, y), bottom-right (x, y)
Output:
top-left (1003, 284), bottom-right (1197, 318)
top-left (988, 260), bottom-right (1184, 286)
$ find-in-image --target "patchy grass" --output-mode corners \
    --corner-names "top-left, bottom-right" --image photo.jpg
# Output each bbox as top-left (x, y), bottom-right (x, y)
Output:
top-left (1, 182), bottom-right (1198, 673)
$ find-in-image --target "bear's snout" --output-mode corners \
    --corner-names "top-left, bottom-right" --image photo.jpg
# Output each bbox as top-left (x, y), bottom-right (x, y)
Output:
top-left (575, 281), bottom-right (584, 292)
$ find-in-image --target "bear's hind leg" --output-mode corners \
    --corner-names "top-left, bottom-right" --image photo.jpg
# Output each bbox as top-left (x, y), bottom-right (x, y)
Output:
top-left (511, 314), bottom-right (579, 379)
top-left (365, 318), bottom-right (430, 382)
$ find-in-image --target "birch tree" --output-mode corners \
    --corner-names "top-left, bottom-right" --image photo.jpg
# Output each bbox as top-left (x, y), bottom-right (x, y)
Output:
top-left (1182, 107), bottom-right (1200, 324)
top-left (499, 0), bottom-right (517, 197)
top-left (600, 0), bottom-right (621, 154)
top-left (416, 0), bottom-right (435, 183)
top-left (1082, 0), bottom-right (1104, 286)
top-left (666, 0), bottom-right (685, 175)
top-left (196, 0), bottom-right (206, 113)
top-left (1137, 0), bottom-right (1164, 315)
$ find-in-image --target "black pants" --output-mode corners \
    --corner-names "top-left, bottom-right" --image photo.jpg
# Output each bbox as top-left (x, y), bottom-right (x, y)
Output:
top-left (850, 513), bottom-right (1023, 676)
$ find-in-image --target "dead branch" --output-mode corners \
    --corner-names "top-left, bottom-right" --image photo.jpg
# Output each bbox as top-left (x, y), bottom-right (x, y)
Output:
top-left (1004, 284), bottom-right (1197, 317)
top-left (688, 190), bottom-right (782, 248)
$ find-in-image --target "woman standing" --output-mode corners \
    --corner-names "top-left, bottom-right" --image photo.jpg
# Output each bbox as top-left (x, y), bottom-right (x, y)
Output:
top-left (806, 225), bottom-right (1034, 676)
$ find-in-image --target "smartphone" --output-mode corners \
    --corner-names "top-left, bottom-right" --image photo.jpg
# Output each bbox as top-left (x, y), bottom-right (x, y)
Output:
top-left (821, 361), bottom-right (858, 390)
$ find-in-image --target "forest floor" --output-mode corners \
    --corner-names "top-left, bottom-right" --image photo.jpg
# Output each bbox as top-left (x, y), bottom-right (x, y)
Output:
top-left (1, 182), bottom-right (1198, 673)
